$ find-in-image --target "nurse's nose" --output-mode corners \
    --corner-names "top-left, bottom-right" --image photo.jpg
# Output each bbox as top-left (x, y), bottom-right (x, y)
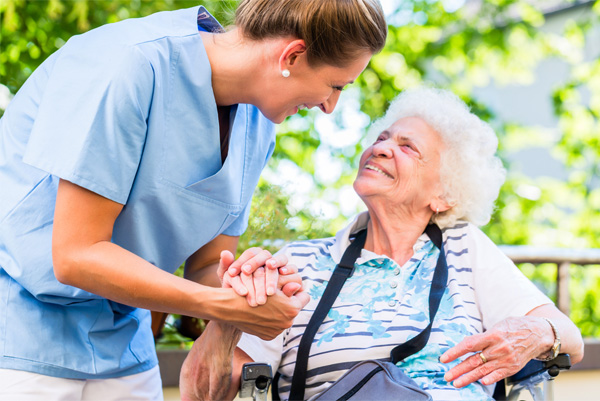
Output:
top-left (321, 90), bottom-right (342, 114)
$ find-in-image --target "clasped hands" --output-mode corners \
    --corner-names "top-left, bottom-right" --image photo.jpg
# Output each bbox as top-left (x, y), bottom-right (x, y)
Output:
top-left (217, 247), bottom-right (303, 306)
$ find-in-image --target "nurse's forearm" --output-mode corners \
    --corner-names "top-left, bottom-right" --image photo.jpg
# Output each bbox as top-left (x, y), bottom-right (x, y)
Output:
top-left (52, 179), bottom-right (307, 339)
top-left (57, 242), bottom-right (308, 339)
top-left (54, 240), bottom-right (307, 339)
top-left (54, 238), bottom-right (226, 316)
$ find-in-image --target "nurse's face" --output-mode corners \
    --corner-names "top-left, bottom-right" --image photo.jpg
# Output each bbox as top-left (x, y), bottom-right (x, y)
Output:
top-left (263, 51), bottom-right (372, 124)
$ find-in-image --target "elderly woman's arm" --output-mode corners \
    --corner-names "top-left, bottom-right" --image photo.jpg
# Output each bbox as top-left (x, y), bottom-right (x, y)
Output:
top-left (441, 303), bottom-right (584, 388)
top-left (180, 321), bottom-right (253, 401)
top-left (527, 304), bottom-right (584, 362)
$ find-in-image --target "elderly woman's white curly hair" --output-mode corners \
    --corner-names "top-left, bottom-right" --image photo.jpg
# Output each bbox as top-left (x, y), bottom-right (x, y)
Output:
top-left (366, 87), bottom-right (506, 228)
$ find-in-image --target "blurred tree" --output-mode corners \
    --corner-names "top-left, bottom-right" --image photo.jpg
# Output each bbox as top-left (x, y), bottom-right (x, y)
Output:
top-left (1, 0), bottom-right (598, 337)
top-left (0, 0), bottom-right (238, 97)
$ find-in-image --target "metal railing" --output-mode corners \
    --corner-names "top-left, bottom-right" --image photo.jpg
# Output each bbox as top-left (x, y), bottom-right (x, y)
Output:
top-left (499, 245), bottom-right (600, 316)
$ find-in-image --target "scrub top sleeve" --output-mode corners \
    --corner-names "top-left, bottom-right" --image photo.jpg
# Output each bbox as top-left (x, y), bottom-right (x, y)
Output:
top-left (23, 43), bottom-right (154, 205)
top-left (222, 199), bottom-right (252, 237)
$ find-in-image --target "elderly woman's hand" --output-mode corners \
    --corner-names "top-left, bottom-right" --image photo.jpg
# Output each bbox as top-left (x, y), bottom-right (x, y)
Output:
top-left (217, 248), bottom-right (303, 307)
top-left (440, 316), bottom-right (554, 387)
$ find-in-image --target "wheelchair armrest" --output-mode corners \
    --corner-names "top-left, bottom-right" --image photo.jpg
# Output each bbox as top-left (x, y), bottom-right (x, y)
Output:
top-left (507, 353), bottom-right (571, 385)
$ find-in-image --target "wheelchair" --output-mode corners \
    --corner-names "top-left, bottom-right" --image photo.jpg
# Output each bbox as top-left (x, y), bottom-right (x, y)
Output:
top-left (239, 354), bottom-right (571, 401)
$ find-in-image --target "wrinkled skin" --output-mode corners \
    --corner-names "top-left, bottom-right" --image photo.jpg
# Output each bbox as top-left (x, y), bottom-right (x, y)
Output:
top-left (442, 316), bottom-right (554, 387)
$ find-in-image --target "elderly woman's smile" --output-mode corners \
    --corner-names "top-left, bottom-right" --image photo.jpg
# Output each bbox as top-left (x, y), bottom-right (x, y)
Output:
top-left (364, 162), bottom-right (394, 178)
top-left (354, 116), bottom-right (445, 217)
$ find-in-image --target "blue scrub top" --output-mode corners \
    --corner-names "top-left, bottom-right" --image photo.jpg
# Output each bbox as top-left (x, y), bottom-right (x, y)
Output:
top-left (0, 6), bottom-right (275, 379)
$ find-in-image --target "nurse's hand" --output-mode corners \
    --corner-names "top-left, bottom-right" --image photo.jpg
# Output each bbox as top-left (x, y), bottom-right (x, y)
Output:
top-left (218, 249), bottom-right (302, 307)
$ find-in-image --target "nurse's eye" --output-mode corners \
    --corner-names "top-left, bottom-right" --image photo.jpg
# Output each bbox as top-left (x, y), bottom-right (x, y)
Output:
top-left (333, 85), bottom-right (345, 92)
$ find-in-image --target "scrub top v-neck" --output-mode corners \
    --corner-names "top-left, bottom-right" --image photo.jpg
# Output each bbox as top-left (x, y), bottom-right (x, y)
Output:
top-left (0, 6), bottom-right (275, 379)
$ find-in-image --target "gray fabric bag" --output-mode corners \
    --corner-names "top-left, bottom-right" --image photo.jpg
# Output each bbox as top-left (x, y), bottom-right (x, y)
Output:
top-left (309, 359), bottom-right (432, 401)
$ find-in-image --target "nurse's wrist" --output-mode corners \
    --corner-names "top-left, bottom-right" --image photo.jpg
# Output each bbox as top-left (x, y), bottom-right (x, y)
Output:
top-left (191, 285), bottom-right (243, 322)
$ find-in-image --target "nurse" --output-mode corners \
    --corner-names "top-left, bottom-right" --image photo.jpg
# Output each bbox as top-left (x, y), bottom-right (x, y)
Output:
top-left (0, 0), bottom-right (387, 400)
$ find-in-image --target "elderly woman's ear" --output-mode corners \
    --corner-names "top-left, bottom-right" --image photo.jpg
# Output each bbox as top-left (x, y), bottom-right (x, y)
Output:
top-left (430, 199), bottom-right (451, 215)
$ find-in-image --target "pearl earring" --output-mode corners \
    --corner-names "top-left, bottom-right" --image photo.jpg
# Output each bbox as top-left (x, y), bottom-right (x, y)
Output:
top-left (282, 69), bottom-right (290, 78)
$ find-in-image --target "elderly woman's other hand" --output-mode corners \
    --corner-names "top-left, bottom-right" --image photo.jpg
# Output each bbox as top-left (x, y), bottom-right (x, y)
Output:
top-left (440, 316), bottom-right (555, 387)
top-left (218, 248), bottom-right (303, 307)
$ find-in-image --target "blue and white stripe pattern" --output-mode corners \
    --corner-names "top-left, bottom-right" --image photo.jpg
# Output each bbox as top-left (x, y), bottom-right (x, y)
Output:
top-left (238, 212), bottom-right (551, 400)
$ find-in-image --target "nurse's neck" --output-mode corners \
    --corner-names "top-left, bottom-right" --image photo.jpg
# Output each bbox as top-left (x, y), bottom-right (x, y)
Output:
top-left (200, 28), bottom-right (287, 107)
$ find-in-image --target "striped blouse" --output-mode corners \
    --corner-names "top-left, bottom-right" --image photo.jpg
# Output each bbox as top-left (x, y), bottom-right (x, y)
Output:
top-left (238, 212), bottom-right (551, 400)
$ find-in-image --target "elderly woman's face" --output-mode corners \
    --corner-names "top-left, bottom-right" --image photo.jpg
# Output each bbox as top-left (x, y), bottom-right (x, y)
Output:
top-left (353, 117), bottom-right (444, 213)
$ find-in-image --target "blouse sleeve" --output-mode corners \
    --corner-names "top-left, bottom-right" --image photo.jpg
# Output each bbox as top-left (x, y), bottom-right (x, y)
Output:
top-left (23, 38), bottom-right (154, 205)
top-left (237, 331), bottom-right (284, 373)
top-left (469, 225), bottom-right (553, 330)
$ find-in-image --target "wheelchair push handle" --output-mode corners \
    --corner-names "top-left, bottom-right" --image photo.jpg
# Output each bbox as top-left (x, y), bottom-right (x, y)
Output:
top-left (239, 362), bottom-right (273, 401)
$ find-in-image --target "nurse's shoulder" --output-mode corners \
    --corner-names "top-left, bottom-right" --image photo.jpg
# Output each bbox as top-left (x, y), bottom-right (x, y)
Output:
top-left (55, 7), bottom-right (197, 62)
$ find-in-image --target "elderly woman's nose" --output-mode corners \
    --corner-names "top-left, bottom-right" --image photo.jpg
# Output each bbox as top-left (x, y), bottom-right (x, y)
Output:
top-left (372, 140), bottom-right (393, 157)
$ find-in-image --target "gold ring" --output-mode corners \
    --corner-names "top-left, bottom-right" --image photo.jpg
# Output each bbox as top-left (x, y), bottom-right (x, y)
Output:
top-left (479, 352), bottom-right (488, 364)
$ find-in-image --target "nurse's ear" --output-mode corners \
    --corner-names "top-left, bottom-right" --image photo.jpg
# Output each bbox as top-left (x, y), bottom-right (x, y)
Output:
top-left (278, 39), bottom-right (307, 76)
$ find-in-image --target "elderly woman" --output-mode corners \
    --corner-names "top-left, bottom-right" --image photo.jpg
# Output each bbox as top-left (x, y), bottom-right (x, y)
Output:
top-left (182, 87), bottom-right (584, 400)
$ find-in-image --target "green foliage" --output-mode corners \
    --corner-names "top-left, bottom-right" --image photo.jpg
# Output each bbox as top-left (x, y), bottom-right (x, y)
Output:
top-left (239, 181), bottom-right (332, 254)
top-left (0, 0), bottom-right (237, 95)
top-left (155, 317), bottom-right (197, 350)
top-left (2, 1), bottom-right (599, 338)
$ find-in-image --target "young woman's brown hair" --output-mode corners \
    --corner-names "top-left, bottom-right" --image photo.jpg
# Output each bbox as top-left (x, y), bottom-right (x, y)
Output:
top-left (235, 0), bottom-right (387, 67)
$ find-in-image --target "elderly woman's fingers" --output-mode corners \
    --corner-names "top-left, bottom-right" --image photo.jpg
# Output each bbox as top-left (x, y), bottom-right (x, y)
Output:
top-left (225, 247), bottom-right (257, 276)
top-left (223, 273), bottom-right (248, 297)
top-left (444, 351), bottom-right (492, 386)
top-left (264, 254), bottom-right (288, 295)
top-left (448, 350), bottom-right (522, 387)
top-left (251, 267), bottom-right (267, 305)
top-left (267, 253), bottom-right (289, 272)
top-left (479, 368), bottom-right (514, 386)
top-left (440, 332), bottom-right (490, 363)
top-left (239, 249), bottom-right (272, 275)
top-left (449, 358), bottom-right (500, 388)
top-left (217, 250), bottom-right (236, 284)
top-left (277, 266), bottom-right (302, 296)
top-left (443, 317), bottom-right (548, 387)
top-left (278, 261), bottom-right (295, 276)
top-left (240, 271), bottom-right (258, 307)
top-left (226, 247), bottom-right (272, 276)
top-left (282, 282), bottom-right (302, 297)
top-left (265, 261), bottom-right (279, 296)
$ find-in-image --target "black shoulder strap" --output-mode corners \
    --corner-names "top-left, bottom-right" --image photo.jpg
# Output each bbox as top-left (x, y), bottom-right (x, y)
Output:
top-left (288, 225), bottom-right (447, 400)
top-left (288, 229), bottom-right (367, 401)
top-left (389, 224), bottom-right (448, 363)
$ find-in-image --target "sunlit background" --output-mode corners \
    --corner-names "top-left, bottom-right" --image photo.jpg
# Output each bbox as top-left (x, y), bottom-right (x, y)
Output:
top-left (1, 0), bottom-right (599, 338)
